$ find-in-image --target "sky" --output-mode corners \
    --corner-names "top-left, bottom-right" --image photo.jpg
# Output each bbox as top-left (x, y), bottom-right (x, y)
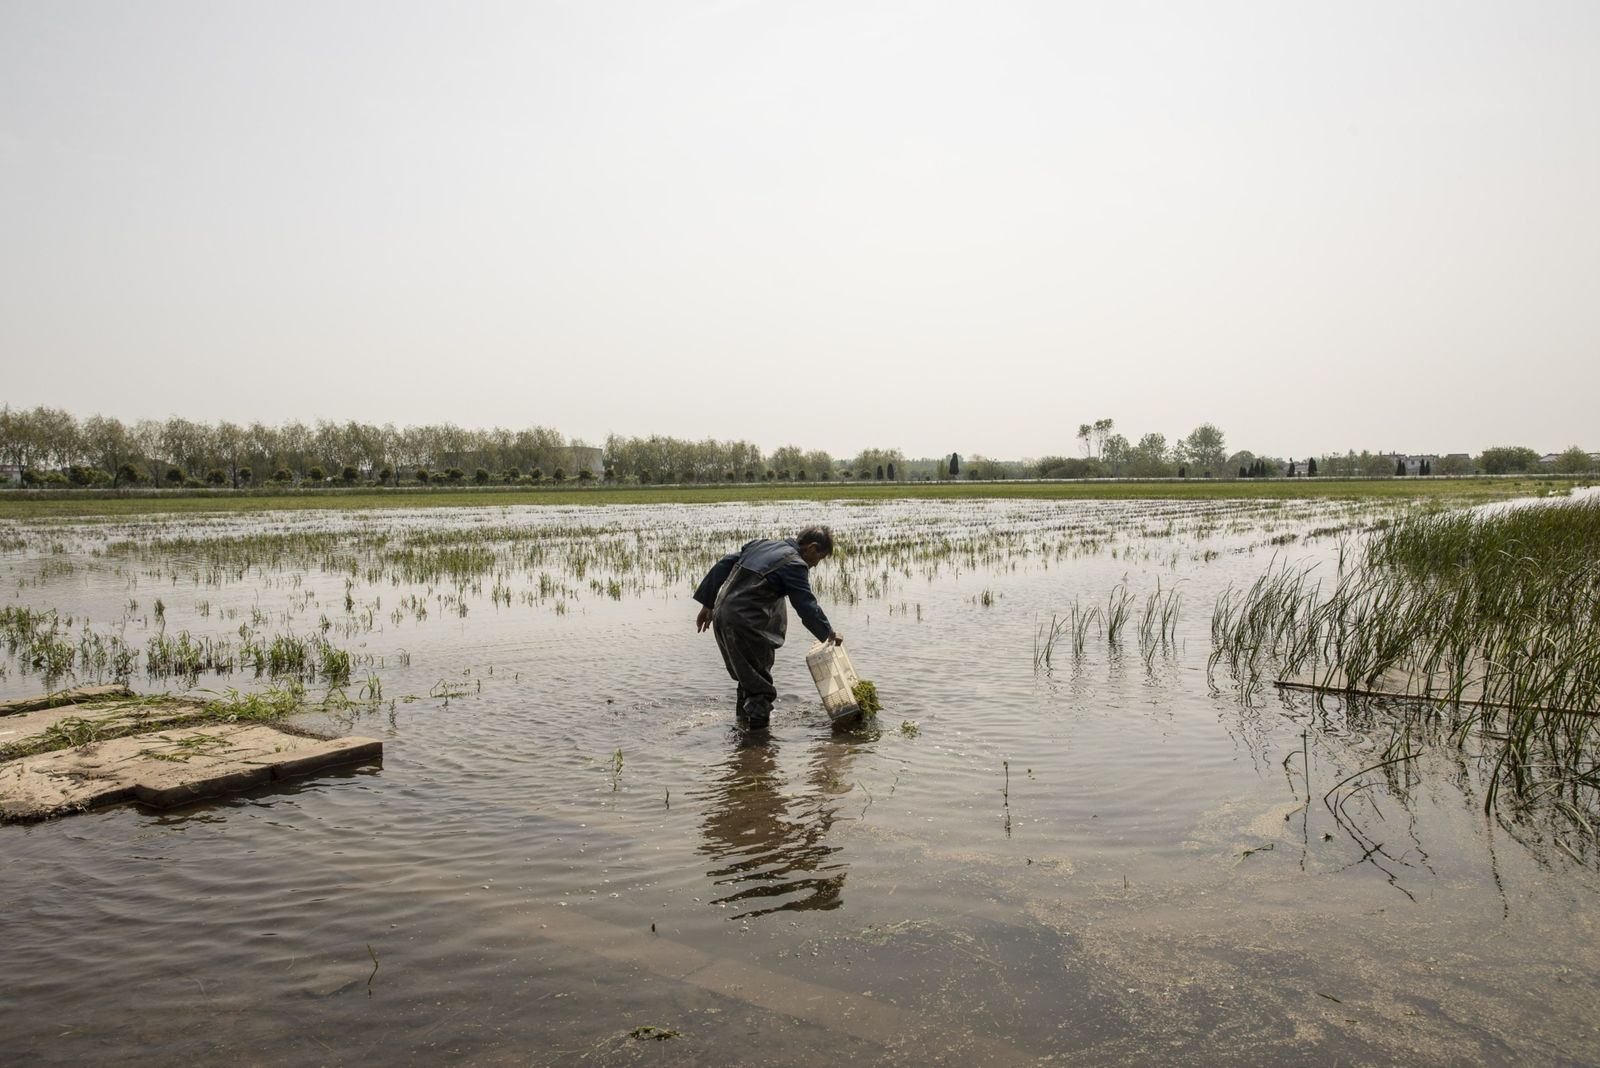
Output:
top-left (2, 0), bottom-right (1597, 461)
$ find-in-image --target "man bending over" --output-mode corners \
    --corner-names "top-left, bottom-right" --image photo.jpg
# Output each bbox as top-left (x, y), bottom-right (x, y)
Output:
top-left (694, 525), bottom-right (843, 732)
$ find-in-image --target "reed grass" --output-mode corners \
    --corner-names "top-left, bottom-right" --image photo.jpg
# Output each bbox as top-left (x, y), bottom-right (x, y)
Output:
top-left (1212, 497), bottom-right (1600, 823)
top-left (1104, 584), bottom-right (1133, 646)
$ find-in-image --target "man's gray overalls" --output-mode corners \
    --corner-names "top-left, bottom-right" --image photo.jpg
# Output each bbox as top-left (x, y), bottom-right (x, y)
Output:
top-left (694, 538), bottom-right (835, 728)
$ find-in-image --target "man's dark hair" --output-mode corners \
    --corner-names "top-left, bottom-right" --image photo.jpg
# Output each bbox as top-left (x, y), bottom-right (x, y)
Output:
top-left (797, 525), bottom-right (834, 556)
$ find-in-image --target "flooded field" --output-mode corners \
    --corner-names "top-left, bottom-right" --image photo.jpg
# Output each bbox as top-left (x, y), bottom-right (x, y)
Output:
top-left (2, 496), bottom-right (1597, 1065)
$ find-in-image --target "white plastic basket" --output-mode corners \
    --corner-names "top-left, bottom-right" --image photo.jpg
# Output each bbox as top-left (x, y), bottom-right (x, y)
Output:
top-left (806, 641), bottom-right (862, 723)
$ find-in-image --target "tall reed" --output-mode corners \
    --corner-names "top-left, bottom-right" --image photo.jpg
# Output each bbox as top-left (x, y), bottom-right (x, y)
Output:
top-left (1212, 497), bottom-right (1600, 822)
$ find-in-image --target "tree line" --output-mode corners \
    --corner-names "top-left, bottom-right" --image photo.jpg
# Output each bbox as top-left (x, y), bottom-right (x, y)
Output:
top-left (0, 406), bottom-right (1591, 489)
top-left (0, 406), bottom-right (918, 488)
top-left (0, 408), bottom-right (583, 487)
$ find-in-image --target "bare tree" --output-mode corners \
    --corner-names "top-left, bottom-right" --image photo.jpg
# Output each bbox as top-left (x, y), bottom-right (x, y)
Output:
top-left (1092, 418), bottom-right (1114, 459)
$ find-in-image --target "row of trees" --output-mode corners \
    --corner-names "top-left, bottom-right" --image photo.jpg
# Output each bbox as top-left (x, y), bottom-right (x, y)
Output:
top-left (2, 406), bottom-right (1593, 488)
top-left (1313, 446), bottom-right (1597, 477)
top-left (0, 407), bottom-right (583, 488)
top-left (599, 435), bottom-right (908, 484)
top-left (0, 407), bottom-right (921, 488)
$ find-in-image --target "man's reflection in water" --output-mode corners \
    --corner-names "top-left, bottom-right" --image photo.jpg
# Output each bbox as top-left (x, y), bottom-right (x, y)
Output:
top-left (698, 736), bottom-right (857, 919)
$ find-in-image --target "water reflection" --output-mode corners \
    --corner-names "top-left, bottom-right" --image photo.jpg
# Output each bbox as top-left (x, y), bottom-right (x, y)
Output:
top-left (697, 736), bottom-right (855, 919)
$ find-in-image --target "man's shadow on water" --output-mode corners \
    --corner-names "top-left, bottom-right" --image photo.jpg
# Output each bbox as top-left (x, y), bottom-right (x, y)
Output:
top-left (696, 731), bottom-right (861, 920)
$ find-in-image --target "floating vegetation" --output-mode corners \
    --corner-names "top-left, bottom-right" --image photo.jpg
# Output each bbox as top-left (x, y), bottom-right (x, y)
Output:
top-left (626, 1026), bottom-right (679, 1041)
top-left (851, 680), bottom-right (881, 716)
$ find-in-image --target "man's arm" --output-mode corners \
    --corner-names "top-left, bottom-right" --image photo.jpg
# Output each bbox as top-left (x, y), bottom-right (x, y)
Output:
top-left (776, 559), bottom-right (842, 644)
top-left (693, 542), bottom-right (757, 632)
top-left (693, 551), bottom-right (740, 608)
top-left (696, 538), bottom-right (762, 607)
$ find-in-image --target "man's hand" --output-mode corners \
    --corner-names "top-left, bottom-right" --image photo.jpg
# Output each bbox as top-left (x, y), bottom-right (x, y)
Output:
top-left (828, 631), bottom-right (844, 646)
top-left (696, 605), bottom-right (713, 633)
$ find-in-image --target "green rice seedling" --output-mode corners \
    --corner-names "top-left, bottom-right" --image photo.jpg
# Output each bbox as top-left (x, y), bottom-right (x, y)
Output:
top-left (1104, 583), bottom-right (1133, 646)
top-left (1159, 587), bottom-right (1182, 644)
top-left (265, 633), bottom-right (311, 677)
top-left (30, 628), bottom-right (76, 682)
top-left (1071, 598), bottom-right (1099, 657)
top-left (144, 630), bottom-right (239, 680)
top-left (319, 642), bottom-right (352, 683)
top-left (1034, 613), bottom-right (1069, 670)
top-left (1139, 588), bottom-right (1161, 648)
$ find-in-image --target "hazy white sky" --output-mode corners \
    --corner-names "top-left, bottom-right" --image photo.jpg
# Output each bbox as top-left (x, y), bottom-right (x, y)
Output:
top-left (2, 0), bottom-right (1596, 460)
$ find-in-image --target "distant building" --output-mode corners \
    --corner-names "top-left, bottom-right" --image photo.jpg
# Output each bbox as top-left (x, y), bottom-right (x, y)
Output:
top-left (1537, 451), bottom-right (1600, 468)
top-left (567, 445), bottom-right (604, 477)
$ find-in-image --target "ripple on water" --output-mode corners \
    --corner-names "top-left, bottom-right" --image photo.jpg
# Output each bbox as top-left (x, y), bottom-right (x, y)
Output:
top-left (3, 497), bottom-right (1597, 1064)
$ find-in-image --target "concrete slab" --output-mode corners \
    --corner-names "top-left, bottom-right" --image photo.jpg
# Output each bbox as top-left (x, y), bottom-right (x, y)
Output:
top-left (1275, 662), bottom-right (1592, 716)
top-left (0, 723), bottom-right (382, 822)
top-left (1276, 664), bottom-right (1490, 704)
top-left (0, 685), bottom-right (133, 717)
top-left (0, 696), bottom-right (210, 760)
top-left (0, 747), bottom-right (138, 818)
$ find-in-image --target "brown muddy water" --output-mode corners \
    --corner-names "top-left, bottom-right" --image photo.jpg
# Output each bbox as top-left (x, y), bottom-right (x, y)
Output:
top-left (1, 498), bottom-right (1596, 1066)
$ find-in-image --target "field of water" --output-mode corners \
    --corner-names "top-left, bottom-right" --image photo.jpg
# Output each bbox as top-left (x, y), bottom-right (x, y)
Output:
top-left (2, 497), bottom-right (1596, 1065)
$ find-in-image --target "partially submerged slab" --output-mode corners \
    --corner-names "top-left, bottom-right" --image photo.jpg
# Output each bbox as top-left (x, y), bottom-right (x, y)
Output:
top-left (0, 685), bottom-right (134, 717)
top-left (1275, 662), bottom-right (1592, 716)
top-left (0, 688), bottom-right (382, 823)
top-left (0, 694), bottom-right (211, 761)
top-left (1, 723), bottom-right (381, 822)
top-left (1276, 664), bottom-right (1490, 704)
